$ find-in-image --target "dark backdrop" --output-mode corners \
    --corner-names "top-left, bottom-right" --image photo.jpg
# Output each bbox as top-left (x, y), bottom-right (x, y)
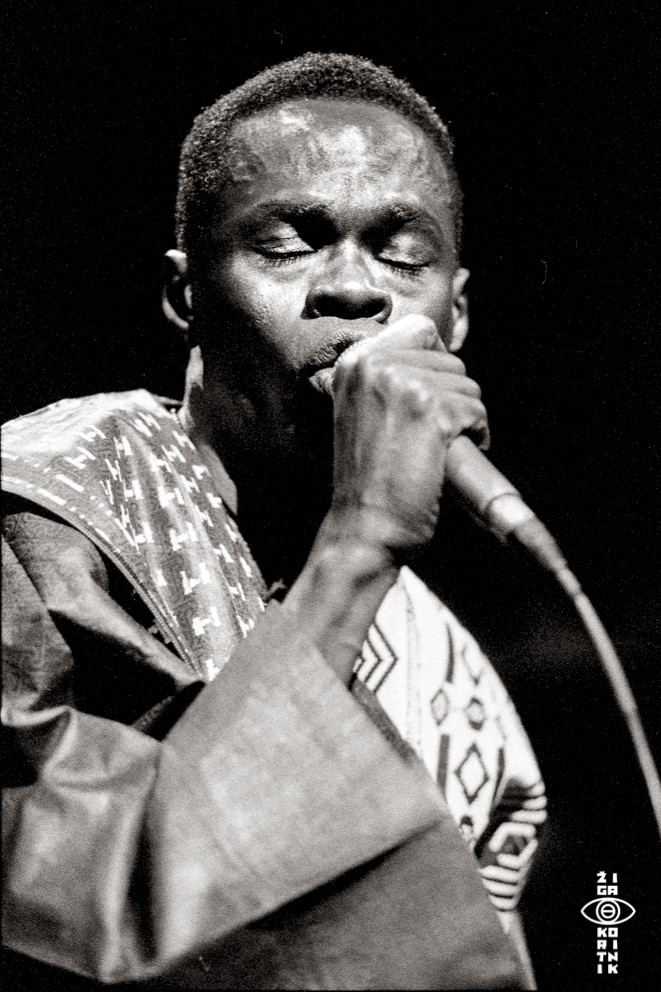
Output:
top-left (4, 2), bottom-right (660, 988)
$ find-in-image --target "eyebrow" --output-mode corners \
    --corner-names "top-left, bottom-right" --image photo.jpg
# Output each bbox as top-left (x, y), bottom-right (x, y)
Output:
top-left (236, 199), bottom-right (447, 245)
top-left (236, 201), bottom-right (332, 230)
top-left (369, 203), bottom-right (442, 241)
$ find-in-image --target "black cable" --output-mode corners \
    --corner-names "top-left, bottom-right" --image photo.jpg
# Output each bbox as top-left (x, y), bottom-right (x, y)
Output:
top-left (504, 512), bottom-right (661, 842)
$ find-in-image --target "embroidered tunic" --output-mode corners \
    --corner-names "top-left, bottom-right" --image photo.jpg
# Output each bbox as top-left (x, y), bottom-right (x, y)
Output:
top-left (2, 390), bottom-right (541, 988)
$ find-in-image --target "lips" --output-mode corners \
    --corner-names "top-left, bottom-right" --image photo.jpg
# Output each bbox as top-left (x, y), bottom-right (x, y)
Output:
top-left (308, 337), bottom-right (380, 395)
top-left (300, 316), bottom-right (385, 396)
top-left (304, 338), bottom-right (364, 395)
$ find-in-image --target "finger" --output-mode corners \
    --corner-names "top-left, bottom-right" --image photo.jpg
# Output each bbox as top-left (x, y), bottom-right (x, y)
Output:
top-left (372, 314), bottom-right (445, 352)
top-left (337, 316), bottom-right (443, 375)
top-left (363, 349), bottom-right (468, 379)
top-left (436, 398), bottom-right (491, 449)
top-left (375, 366), bottom-right (481, 402)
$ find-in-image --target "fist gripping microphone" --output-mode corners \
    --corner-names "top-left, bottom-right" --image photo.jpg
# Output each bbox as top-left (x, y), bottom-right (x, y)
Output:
top-left (326, 342), bottom-right (661, 840)
top-left (324, 336), bottom-right (568, 575)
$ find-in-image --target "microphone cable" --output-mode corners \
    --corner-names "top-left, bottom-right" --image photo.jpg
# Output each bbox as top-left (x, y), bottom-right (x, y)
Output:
top-left (467, 456), bottom-right (661, 843)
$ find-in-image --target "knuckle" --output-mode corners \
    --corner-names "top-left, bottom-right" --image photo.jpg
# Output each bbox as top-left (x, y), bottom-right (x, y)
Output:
top-left (444, 355), bottom-right (466, 375)
top-left (473, 397), bottom-right (488, 419)
top-left (403, 379), bottom-right (433, 414)
top-left (373, 360), bottom-right (399, 391)
top-left (345, 349), bottom-right (377, 387)
top-left (463, 397), bottom-right (486, 425)
top-left (434, 413), bottom-right (455, 443)
top-left (370, 362), bottom-right (434, 414)
top-left (399, 313), bottom-right (437, 337)
top-left (417, 315), bottom-right (439, 340)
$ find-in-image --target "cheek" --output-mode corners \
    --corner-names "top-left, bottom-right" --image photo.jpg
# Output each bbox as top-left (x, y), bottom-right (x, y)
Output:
top-left (215, 258), bottom-right (273, 321)
top-left (210, 259), bottom-right (308, 365)
top-left (427, 281), bottom-right (455, 324)
top-left (209, 260), bottom-right (273, 331)
top-left (389, 275), bottom-right (454, 329)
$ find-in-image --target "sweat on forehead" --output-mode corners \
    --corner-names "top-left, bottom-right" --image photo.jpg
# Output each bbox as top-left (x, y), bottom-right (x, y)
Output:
top-left (176, 53), bottom-right (463, 260)
top-left (224, 100), bottom-right (451, 191)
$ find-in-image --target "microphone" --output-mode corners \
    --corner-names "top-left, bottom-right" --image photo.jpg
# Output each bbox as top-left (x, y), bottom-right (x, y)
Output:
top-left (323, 341), bottom-right (568, 575)
top-left (323, 344), bottom-right (661, 835)
top-left (325, 342), bottom-right (661, 839)
top-left (445, 435), bottom-right (569, 576)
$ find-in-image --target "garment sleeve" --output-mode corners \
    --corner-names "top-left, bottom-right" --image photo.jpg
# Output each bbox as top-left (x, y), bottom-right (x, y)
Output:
top-left (2, 522), bottom-right (524, 989)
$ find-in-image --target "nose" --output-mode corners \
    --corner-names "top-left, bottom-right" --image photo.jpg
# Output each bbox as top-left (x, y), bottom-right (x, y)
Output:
top-left (304, 250), bottom-right (392, 323)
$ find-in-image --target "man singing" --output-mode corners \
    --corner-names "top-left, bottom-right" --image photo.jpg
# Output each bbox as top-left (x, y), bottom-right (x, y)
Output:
top-left (2, 54), bottom-right (545, 989)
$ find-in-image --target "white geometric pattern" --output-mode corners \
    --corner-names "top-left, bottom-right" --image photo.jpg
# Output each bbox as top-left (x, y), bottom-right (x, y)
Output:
top-left (353, 567), bottom-right (547, 914)
top-left (1, 391), bottom-right (266, 681)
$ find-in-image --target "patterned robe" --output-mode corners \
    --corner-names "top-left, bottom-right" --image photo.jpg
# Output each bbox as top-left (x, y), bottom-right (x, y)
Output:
top-left (2, 390), bottom-right (542, 988)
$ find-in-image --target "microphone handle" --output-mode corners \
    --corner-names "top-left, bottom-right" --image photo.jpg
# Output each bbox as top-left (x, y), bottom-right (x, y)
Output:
top-left (446, 435), bottom-right (568, 574)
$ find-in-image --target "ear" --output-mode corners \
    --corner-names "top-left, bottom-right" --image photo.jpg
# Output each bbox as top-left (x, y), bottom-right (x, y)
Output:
top-left (448, 267), bottom-right (470, 353)
top-left (162, 250), bottom-right (195, 345)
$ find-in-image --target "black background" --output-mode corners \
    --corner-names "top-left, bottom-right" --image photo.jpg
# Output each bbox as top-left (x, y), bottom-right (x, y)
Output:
top-left (3, 1), bottom-right (660, 987)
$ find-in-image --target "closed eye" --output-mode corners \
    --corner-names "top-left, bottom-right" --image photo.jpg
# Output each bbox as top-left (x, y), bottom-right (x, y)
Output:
top-left (376, 238), bottom-right (434, 275)
top-left (378, 258), bottom-right (428, 280)
top-left (369, 220), bottom-right (437, 274)
top-left (251, 210), bottom-right (336, 263)
top-left (253, 230), bottom-right (315, 263)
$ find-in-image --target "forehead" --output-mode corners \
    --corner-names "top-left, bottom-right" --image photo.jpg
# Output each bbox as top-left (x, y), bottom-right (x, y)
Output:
top-left (224, 98), bottom-right (451, 199)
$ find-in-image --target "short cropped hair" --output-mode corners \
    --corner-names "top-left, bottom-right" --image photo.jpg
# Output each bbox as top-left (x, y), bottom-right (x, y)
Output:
top-left (176, 53), bottom-right (463, 264)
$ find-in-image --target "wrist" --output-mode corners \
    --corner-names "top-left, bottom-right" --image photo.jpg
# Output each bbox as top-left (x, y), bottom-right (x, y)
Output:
top-left (285, 537), bottom-right (397, 622)
top-left (283, 527), bottom-right (398, 686)
top-left (323, 496), bottom-right (436, 560)
top-left (313, 511), bottom-right (397, 570)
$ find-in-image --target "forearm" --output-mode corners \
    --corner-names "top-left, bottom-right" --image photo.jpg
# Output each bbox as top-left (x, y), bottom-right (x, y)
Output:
top-left (281, 321), bottom-right (488, 690)
top-left (2, 529), bottom-right (443, 983)
top-left (282, 513), bottom-right (399, 686)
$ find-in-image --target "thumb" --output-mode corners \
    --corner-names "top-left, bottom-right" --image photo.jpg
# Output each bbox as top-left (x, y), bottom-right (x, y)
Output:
top-left (366, 314), bottom-right (445, 353)
top-left (337, 315), bottom-right (445, 374)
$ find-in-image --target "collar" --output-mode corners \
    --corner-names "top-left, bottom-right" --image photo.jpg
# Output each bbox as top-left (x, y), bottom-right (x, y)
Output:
top-left (176, 407), bottom-right (239, 517)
